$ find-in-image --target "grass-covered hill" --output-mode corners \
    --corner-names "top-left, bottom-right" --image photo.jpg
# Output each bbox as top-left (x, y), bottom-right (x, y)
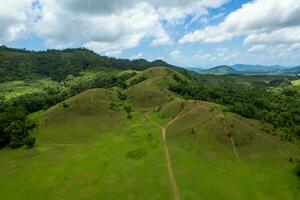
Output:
top-left (0, 46), bottom-right (300, 199)
top-left (0, 67), bottom-right (299, 199)
top-left (201, 65), bottom-right (238, 75)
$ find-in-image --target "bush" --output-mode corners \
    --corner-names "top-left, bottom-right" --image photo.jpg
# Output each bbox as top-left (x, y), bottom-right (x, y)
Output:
top-left (117, 90), bottom-right (127, 100)
top-left (126, 148), bottom-right (146, 159)
top-left (24, 135), bottom-right (36, 148)
top-left (10, 136), bottom-right (24, 148)
top-left (127, 113), bottom-right (132, 119)
top-left (296, 161), bottom-right (300, 177)
top-left (129, 76), bottom-right (146, 86)
top-left (154, 106), bottom-right (162, 112)
top-left (62, 102), bottom-right (69, 108)
top-left (109, 102), bottom-right (119, 111)
top-left (124, 106), bottom-right (132, 113)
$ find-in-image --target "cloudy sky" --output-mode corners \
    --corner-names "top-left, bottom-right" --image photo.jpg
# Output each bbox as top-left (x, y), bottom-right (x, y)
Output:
top-left (1, 0), bottom-right (300, 68)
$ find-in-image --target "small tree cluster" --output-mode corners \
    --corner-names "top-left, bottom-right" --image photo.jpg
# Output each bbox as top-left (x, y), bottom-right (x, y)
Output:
top-left (124, 106), bottom-right (133, 119)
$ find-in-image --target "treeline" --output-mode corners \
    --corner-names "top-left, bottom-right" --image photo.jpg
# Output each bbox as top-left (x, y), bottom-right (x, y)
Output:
top-left (0, 46), bottom-right (176, 82)
top-left (0, 71), bottom-right (136, 148)
top-left (0, 98), bottom-right (36, 148)
top-left (170, 74), bottom-right (300, 140)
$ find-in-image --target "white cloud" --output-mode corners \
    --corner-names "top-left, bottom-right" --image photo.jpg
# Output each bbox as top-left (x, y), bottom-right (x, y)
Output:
top-left (36, 1), bottom-right (170, 53)
top-left (244, 26), bottom-right (300, 44)
top-left (170, 50), bottom-right (181, 60)
top-left (216, 48), bottom-right (229, 57)
top-left (0, 0), bottom-right (40, 43)
top-left (131, 52), bottom-right (144, 60)
top-left (0, 0), bottom-right (230, 54)
top-left (289, 43), bottom-right (300, 51)
top-left (194, 51), bottom-right (213, 61)
top-left (247, 44), bottom-right (266, 52)
top-left (249, 44), bottom-right (300, 59)
top-left (180, 0), bottom-right (300, 45)
top-left (150, 0), bottom-right (230, 23)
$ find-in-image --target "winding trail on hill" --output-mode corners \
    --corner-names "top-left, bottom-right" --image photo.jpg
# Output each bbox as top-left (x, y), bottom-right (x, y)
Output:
top-left (145, 101), bottom-right (205, 200)
top-left (145, 114), bottom-right (180, 200)
top-left (90, 91), bottom-right (105, 107)
top-left (192, 113), bottom-right (220, 154)
top-left (218, 113), bottom-right (239, 158)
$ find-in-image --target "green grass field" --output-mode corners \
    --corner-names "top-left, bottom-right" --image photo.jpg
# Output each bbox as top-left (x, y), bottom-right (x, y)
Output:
top-left (292, 79), bottom-right (300, 86)
top-left (0, 68), bottom-right (299, 199)
top-left (0, 69), bottom-right (124, 100)
top-left (0, 79), bottom-right (64, 100)
top-left (0, 89), bottom-right (172, 199)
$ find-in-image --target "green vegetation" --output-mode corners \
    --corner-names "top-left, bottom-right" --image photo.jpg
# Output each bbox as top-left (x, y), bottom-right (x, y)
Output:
top-left (0, 68), bottom-right (136, 148)
top-left (24, 135), bottom-right (36, 148)
top-left (128, 75), bottom-right (147, 86)
top-left (170, 73), bottom-right (300, 140)
top-left (0, 88), bottom-right (173, 199)
top-left (292, 79), bottom-right (300, 86)
top-left (1, 82), bottom-right (299, 199)
top-left (0, 46), bottom-right (299, 199)
top-left (201, 65), bottom-right (238, 75)
top-left (296, 161), bottom-right (300, 177)
top-left (284, 66), bottom-right (300, 74)
top-left (0, 45), bottom-right (176, 82)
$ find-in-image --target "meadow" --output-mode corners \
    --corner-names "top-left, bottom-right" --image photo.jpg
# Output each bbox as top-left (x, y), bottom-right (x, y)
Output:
top-left (292, 79), bottom-right (300, 86)
top-left (1, 68), bottom-right (299, 199)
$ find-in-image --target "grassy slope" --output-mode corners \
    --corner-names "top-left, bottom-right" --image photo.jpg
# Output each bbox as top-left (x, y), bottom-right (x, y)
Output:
top-left (292, 79), bottom-right (300, 86)
top-left (0, 88), bottom-right (172, 199)
top-left (0, 67), bottom-right (299, 199)
top-left (156, 101), bottom-right (300, 199)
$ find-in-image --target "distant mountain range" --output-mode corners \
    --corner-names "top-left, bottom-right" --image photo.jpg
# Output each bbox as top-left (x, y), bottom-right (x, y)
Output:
top-left (188, 64), bottom-right (300, 75)
top-left (283, 66), bottom-right (300, 74)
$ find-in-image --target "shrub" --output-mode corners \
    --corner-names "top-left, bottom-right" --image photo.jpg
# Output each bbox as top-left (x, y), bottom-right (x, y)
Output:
top-left (62, 102), bottom-right (69, 108)
top-left (10, 136), bottom-right (24, 148)
top-left (129, 76), bottom-right (146, 86)
top-left (146, 133), bottom-right (153, 141)
top-left (296, 161), bottom-right (300, 177)
top-left (155, 106), bottom-right (162, 112)
top-left (117, 90), bottom-right (127, 100)
top-left (126, 148), bottom-right (146, 159)
top-left (109, 102), bottom-right (119, 111)
top-left (191, 128), bottom-right (195, 135)
top-left (24, 135), bottom-right (36, 148)
top-left (124, 106), bottom-right (132, 113)
top-left (127, 113), bottom-right (132, 119)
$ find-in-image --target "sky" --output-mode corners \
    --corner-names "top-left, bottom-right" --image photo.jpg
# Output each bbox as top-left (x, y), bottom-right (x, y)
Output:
top-left (1, 0), bottom-right (300, 68)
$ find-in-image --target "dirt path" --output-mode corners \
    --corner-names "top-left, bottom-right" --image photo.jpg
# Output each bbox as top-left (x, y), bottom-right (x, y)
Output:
top-left (90, 92), bottom-right (99, 107)
top-left (219, 112), bottom-right (239, 158)
top-left (145, 114), bottom-right (180, 200)
top-left (145, 101), bottom-right (205, 200)
top-left (192, 113), bottom-right (220, 153)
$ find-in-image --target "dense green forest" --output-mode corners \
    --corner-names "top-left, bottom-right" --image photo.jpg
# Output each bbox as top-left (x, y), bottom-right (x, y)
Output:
top-left (0, 45), bottom-right (176, 82)
top-left (0, 46), bottom-right (300, 149)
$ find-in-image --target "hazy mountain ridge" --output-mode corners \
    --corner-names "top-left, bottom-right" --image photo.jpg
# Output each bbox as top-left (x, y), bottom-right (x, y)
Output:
top-left (283, 66), bottom-right (300, 74)
top-left (188, 64), bottom-right (300, 75)
top-left (200, 65), bottom-right (238, 75)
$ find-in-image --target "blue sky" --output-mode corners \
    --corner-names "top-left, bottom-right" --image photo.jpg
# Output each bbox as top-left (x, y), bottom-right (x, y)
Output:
top-left (1, 0), bottom-right (300, 68)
